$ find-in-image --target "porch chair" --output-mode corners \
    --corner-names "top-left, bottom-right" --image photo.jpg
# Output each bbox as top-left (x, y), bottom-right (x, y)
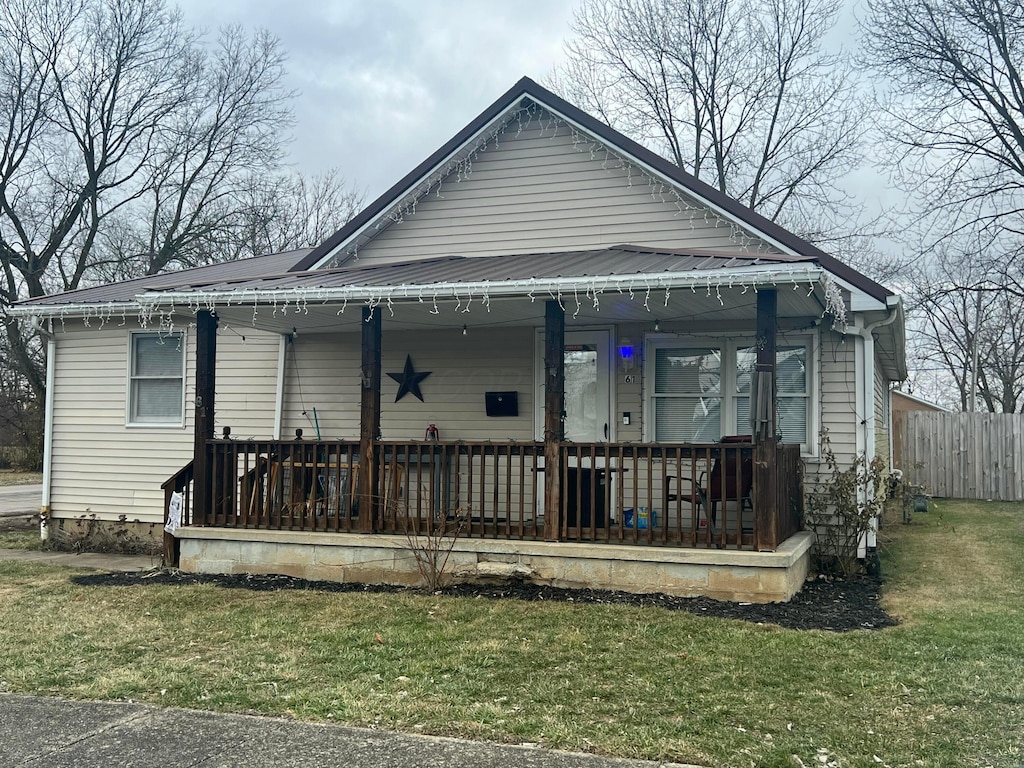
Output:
top-left (664, 435), bottom-right (754, 534)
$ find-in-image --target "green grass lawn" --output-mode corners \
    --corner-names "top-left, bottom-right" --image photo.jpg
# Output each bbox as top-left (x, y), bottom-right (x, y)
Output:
top-left (0, 530), bottom-right (42, 549)
top-left (0, 500), bottom-right (1021, 767)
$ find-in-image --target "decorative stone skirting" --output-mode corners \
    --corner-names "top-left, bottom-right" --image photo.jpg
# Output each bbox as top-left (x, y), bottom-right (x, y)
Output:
top-left (176, 529), bottom-right (813, 603)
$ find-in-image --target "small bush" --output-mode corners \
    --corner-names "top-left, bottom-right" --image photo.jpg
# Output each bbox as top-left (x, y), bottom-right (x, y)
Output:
top-left (804, 433), bottom-right (886, 578)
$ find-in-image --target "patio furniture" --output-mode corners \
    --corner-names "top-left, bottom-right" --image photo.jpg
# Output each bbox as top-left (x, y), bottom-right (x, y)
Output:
top-left (663, 436), bottom-right (754, 531)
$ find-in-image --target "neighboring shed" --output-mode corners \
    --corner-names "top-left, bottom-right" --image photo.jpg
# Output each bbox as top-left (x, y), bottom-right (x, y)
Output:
top-left (891, 390), bottom-right (948, 470)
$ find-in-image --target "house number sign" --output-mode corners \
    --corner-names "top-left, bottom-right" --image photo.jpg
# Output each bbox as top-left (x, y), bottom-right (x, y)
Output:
top-left (624, 374), bottom-right (636, 384)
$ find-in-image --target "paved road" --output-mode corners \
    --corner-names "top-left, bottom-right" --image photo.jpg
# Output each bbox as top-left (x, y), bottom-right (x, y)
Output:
top-left (0, 694), bottom-right (697, 768)
top-left (0, 483), bottom-right (42, 517)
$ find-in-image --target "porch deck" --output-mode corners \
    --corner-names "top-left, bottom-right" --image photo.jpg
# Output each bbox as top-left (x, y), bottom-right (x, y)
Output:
top-left (163, 438), bottom-right (808, 602)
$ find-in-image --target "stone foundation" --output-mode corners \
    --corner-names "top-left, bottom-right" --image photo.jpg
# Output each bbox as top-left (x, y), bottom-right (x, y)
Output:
top-left (177, 529), bottom-right (813, 603)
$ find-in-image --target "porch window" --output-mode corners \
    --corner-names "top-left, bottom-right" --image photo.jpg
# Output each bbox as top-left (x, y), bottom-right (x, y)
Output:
top-left (735, 345), bottom-right (809, 446)
top-left (652, 347), bottom-right (722, 442)
top-left (128, 332), bottom-right (185, 426)
top-left (648, 338), bottom-right (813, 451)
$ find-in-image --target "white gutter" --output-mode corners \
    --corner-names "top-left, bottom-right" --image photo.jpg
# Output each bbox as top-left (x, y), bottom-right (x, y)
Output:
top-left (6, 301), bottom-right (143, 318)
top-left (273, 333), bottom-right (287, 440)
top-left (40, 324), bottom-right (56, 541)
top-left (137, 264), bottom-right (827, 311)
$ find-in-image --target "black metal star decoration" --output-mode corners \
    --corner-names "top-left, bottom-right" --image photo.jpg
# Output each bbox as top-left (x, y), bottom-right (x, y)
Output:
top-left (387, 354), bottom-right (431, 402)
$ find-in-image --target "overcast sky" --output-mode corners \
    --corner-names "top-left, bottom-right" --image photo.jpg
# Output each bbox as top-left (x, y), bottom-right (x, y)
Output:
top-left (175, 0), bottom-right (896, 226)
top-left (178, 0), bottom-right (579, 201)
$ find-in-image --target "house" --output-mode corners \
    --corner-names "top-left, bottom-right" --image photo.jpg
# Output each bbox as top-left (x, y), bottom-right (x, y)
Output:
top-left (9, 78), bottom-right (906, 602)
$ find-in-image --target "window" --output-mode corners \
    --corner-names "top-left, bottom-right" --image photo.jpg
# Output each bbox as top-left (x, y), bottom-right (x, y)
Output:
top-left (128, 332), bottom-right (185, 426)
top-left (652, 347), bottom-right (722, 442)
top-left (647, 337), bottom-right (814, 452)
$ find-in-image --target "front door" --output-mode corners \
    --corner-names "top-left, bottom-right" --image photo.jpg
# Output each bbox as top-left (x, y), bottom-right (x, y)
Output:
top-left (535, 329), bottom-right (612, 442)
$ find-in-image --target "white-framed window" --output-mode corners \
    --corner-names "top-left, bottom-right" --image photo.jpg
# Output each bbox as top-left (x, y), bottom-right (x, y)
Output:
top-left (645, 336), bottom-right (816, 453)
top-left (127, 331), bottom-right (186, 426)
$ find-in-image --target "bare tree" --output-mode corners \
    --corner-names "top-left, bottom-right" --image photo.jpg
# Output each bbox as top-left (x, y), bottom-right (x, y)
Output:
top-left (229, 170), bottom-right (365, 264)
top-left (906, 237), bottom-right (1024, 412)
top-left (553, 0), bottom-right (867, 235)
top-left (0, 0), bottom-right (361, 467)
top-left (863, 0), bottom-right (1024, 241)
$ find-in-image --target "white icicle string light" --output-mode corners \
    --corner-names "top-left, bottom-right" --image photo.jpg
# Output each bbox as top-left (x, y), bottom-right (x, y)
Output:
top-left (822, 275), bottom-right (848, 329)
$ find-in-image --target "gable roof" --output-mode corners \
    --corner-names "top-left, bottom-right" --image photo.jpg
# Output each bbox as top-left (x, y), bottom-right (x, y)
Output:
top-left (296, 77), bottom-right (891, 304)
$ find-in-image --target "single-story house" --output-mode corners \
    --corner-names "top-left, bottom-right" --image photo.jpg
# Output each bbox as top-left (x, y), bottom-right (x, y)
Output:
top-left (9, 77), bottom-right (906, 602)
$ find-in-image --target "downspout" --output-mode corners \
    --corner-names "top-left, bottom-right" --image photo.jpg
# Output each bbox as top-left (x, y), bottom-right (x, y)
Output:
top-left (852, 302), bottom-right (901, 559)
top-left (273, 333), bottom-right (288, 440)
top-left (32, 317), bottom-right (55, 541)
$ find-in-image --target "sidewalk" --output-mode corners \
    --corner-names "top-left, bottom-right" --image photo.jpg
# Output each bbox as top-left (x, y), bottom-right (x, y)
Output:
top-left (0, 694), bottom-right (699, 768)
top-left (0, 547), bottom-right (160, 572)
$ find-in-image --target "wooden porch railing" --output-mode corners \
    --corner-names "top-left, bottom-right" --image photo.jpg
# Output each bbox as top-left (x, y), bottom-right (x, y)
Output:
top-left (171, 438), bottom-right (803, 550)
top-left (161, 460), bottom-right (194, 566)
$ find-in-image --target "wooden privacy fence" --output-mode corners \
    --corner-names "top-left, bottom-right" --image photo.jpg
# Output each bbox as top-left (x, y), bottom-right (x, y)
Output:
top-left (896, 411), bottom-right (1024, 500)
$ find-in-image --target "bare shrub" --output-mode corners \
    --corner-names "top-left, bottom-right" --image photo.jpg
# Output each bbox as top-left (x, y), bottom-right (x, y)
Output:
top-left (805, 433), bottom-right (886, 577)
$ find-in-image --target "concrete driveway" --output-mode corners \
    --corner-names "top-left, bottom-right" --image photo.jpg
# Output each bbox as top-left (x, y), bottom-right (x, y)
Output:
top-left (0, 694), bottom-right (697, 768)
top-left (0, 483), bottom-right (42, 531)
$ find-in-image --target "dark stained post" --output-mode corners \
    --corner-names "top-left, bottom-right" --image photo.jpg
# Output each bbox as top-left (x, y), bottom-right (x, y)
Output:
top-left (543, 300), bottom-right (565, 540)
top-left (754, 289), bottom-right (778, 549)
top-left (193, 309), bottom-right (217, 526)
top-left (358, 306), bottom-right (382, 532)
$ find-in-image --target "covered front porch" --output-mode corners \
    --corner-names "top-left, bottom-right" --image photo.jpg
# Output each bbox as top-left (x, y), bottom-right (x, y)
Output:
top-left (157, 248), bottom-right (825, 601)
top-left (164, 436), bottom-right (809, 602)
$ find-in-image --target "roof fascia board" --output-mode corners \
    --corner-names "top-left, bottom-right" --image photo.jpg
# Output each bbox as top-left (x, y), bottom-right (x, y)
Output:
top-left (829, 273), bottom-right (888, 312)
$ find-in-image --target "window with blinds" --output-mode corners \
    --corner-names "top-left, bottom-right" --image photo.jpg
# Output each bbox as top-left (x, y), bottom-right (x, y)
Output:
top-left (128, 332), bottom-right (185, 425)
top-left (653, 347), bottom-right (722, 441)
top-left (650, 339), bottom-right (812, 449)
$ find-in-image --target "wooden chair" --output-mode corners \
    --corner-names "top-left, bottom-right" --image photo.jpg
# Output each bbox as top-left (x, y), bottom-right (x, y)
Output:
top-left (664, 436), bottom-right (753, 531)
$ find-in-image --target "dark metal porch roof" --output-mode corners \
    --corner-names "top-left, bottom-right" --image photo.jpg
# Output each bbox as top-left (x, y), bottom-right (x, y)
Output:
top-left (142, 246), bottom-right (814, 295)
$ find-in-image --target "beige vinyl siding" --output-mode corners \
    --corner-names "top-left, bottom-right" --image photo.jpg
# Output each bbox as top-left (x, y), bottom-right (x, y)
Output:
top-left (816, 329), bottom-right (858, 469)
top-left (281, 333), bottom-right (361, 439)
top-left (49, 322), bottom-right (279, 524)
top-left (351, 110), bottom-right (778, 265)
top-left (281, 327), bottom-right (535, 442)
top-left (874, 354), bottom-right (891, 472)
top-left (614, 323), bottom-right (645, 442)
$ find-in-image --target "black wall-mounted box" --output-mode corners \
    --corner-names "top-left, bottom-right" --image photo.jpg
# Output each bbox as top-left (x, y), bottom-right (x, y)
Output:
top-left (485, 391), bottom-right (518, 417)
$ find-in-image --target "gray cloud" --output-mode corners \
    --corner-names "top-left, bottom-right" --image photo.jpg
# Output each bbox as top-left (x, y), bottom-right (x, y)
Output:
top-left (177, 0), bottom-right (578, 198)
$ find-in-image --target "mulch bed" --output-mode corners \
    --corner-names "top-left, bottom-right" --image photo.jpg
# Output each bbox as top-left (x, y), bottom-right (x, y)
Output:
top-left (70, 570), bottom-right (896, 633)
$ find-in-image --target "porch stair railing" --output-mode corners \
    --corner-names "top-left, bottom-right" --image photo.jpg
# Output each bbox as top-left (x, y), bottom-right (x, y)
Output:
top-left (161, 460), bottom-right (194, 567)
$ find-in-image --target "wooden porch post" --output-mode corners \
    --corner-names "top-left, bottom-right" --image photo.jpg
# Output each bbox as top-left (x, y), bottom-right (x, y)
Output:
top-left (192, 309), bottom-right (217, 526)
top-left (358, 306), bottom-right (382, 532)
top-left (543, 300), bottom-right (564, 540)
top-left (754, 289), bottom-right (778, 549)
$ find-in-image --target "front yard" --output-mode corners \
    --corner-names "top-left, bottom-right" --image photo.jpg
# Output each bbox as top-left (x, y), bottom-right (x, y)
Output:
top-left (0, 500), bottom-right (1021, 767)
